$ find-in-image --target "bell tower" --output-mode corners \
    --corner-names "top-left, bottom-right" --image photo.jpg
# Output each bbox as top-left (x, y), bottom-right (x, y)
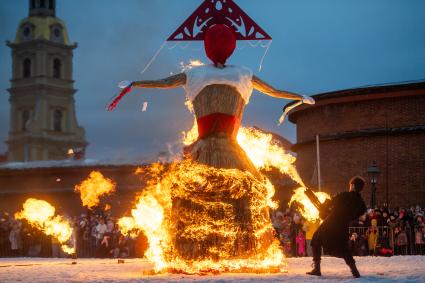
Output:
top-left (6, 0), bottom-right (87, 161)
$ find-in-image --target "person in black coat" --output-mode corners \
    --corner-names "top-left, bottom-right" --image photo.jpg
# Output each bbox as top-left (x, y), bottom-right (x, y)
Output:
top-left (307, 176), bottom-right (367, 278)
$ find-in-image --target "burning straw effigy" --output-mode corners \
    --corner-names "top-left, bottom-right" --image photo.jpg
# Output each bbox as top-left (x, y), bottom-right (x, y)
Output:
top-left (107, 0), bottom-right (318, 275)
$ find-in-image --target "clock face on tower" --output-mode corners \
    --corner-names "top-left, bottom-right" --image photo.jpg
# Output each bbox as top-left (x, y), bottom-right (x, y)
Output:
top-left (51, 25), bottom-right (63, 42)
top-left (53, 27), bottom-right (61, 38)
top-left (22, 25), bottom-right (32, 40)
top-left (23, 27), bottom-right (30, 37)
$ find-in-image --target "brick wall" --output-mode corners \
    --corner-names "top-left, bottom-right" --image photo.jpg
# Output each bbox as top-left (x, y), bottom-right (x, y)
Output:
top-left (290, 86), bottom-right (425, 207)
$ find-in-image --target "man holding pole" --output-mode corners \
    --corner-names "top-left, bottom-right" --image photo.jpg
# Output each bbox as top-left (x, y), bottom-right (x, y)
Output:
top-left (306, 176), bottom-right (367, 278)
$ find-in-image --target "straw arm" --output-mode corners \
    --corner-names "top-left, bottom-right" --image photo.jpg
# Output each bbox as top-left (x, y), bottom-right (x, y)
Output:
top-left (132, 73), bottom-right (186, 89)
top-left (252, 75), bottom-right (303, 101)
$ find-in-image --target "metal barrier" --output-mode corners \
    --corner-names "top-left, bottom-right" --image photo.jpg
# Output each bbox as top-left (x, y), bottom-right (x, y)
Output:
top-left (0, 237), bottom-right (141, 258)
top-left (348, 225), bottom-right (425, 256)
top-left (2, 226), bottom-right (424, 258)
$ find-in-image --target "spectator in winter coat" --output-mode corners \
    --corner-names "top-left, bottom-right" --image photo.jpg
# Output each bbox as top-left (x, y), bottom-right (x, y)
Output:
top-left (422, 227), bottom-right (425, 255)
top-left (271, 211), bottom-right (283, 231)
top-left (376, 229), bottom-right (393, 256)
top-left (9, 223), bottom-right (22, 256)
top-left (295, 230), bottom-right (306, 257)
top-left (394, 227), bottom-right (408, 255)
top-left (378, 230), bottom-right (390, 249)
top-left (367, 219), bottom-right (379, 255)
top-left (415, 215), bottom-right (424, 228)
top-left (365, 209), bottom-right (374, 227)
top-left (381, 211), bottom-right (389, 227)
top-left (113, 235), bottom-right (130, 258)
top-left (348, 232), bottom-right (360, 255)
top-left (304, 220), bottom-right (320, 257)
top-left (96, 234), bottom-right (112, 258)
top-left (348, 232), bottom-right (368, 256)
top-left (349, 213), bottom-right (367, 227)
top-left (415, 226), bottom-right (425, 255)
top-left (106, 219), bottom-right (114, 233)
top-left (279, 214), bottom-right (292, 256)
top-left (96, 218), bottom-right (107, 245)
top-left (375, 210), bottom-right (386, 227)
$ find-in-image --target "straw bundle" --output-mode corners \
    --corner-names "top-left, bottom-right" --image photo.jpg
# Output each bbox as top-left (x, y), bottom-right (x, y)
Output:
top-left (191, 84), bottom-right (259, 177)
top-left (169, 164), bottom-right (275, 261)
top-left (168, 84), bottom-right (275, 261)
top-left (193, 84), bottom-right (245, 118)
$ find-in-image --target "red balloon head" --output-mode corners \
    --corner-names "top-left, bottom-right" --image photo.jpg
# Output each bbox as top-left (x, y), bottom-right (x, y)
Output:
top-left (204, 24), bottom-right (236, 66)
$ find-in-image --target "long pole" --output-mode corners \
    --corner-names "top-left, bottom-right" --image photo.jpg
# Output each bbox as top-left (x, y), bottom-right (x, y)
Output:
top-left (371, 183), bottom-right (376, 208)
top-left (316, 134), bottom-right (322, 192)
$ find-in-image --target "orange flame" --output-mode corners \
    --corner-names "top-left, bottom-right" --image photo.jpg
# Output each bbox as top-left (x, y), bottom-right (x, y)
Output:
top-left (15, 198), bottom-right (74, 254)
top-left (120, 118), bottom-right (324, 273)
top-left (119, 160), bottom-right (285, 274)
top-left (289, 187), bottom-right (331, 222)
top-left (183, 120), bottom-right (305, 186)
top-left (74, 171), bottom-right (116, 209)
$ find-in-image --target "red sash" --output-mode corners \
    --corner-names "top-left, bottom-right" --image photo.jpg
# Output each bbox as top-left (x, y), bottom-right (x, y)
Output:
top-left (197, 113), bottom-right (240, 139)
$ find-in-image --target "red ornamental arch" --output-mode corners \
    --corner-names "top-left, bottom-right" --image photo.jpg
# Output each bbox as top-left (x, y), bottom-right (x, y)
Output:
top-left (167, 0), bottom-right (272, 41)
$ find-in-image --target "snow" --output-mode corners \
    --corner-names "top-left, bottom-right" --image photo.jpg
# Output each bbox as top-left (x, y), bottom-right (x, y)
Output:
top-left (0, 158), bottom-right (148, 170)
top-left (0, 256), bottom-right (424, 282)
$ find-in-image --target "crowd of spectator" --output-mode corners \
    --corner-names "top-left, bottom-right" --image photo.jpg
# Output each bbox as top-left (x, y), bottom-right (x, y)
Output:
top-left (271, 205), bottom-right (425, 257)
top-left (2, 205), bottom-right (425, 258)
top-left (271, 207), bottom-right (309, 257)
top-left (348, 205), bottom-right (425, 256)
top-left (0, 211), bottom-right (147, 258)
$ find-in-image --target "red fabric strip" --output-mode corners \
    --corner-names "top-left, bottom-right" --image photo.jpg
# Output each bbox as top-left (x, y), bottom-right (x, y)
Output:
top-left (107, 86), bottom-right (133, 112)
top-left (197, 113), bottom-right (240, 139)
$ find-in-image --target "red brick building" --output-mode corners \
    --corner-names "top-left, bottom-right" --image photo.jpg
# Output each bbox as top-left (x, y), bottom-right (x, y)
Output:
top-left (288, 82), bottom-right (425, 207)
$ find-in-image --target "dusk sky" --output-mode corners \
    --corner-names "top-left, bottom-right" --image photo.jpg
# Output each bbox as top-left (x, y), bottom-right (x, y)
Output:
top-left (1, 0), bottom-right (424, 160)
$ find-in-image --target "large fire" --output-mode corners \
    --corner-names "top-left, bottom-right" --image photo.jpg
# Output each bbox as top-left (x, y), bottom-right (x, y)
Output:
top-left (118, 121), bottom-right (328, 274)
top-left (119, 160), bottom-right (285, 274)
top-left (74, 171), bottom-right (116, 209)
top-left (15, 198), bottom-right (74, 254)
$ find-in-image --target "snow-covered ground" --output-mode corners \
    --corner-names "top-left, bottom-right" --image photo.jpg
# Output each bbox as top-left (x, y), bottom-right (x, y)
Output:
top-left (0, 256), bottom-right (424, 282)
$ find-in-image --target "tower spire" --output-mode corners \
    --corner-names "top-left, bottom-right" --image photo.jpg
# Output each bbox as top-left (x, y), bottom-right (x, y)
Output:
top-left (29, 0), bottom-right (56, 17)
top-left (6, 0), bottom-right (87, 162)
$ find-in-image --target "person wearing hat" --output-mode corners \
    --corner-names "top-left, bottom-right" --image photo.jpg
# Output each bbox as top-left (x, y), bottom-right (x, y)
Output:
top-left (307, 176), bottom-right (367, 278)
top-left (367, 219), bottom-right (379, 255)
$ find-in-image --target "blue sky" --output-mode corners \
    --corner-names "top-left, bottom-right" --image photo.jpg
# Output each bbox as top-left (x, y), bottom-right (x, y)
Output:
top-left (1, 0), bottom-right (424, 159)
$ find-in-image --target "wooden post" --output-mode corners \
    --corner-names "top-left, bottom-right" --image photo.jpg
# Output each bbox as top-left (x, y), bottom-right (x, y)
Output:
top-left (316, 134), bottom-right (322, 192)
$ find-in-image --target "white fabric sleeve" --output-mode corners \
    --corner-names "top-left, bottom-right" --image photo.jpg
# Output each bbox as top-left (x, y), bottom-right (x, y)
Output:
top-left (184, 65), bottom-right (253, 104)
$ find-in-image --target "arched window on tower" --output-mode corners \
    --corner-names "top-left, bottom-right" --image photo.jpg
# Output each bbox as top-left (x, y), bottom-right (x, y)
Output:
top-left (53, 109), bottom-right (62, 132)
top-left (53, 58), bottom-right (61, 78)
top-left (40, 0), bottom-right (46, 8)
top-left (30, 0), bottom-right (35, 9)
top-left (49, 0), bottom-right (54, 9)
top-left (23, 58), bottom-right (31, 78)
top-left (22, 110), bottom-right (30, 131)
